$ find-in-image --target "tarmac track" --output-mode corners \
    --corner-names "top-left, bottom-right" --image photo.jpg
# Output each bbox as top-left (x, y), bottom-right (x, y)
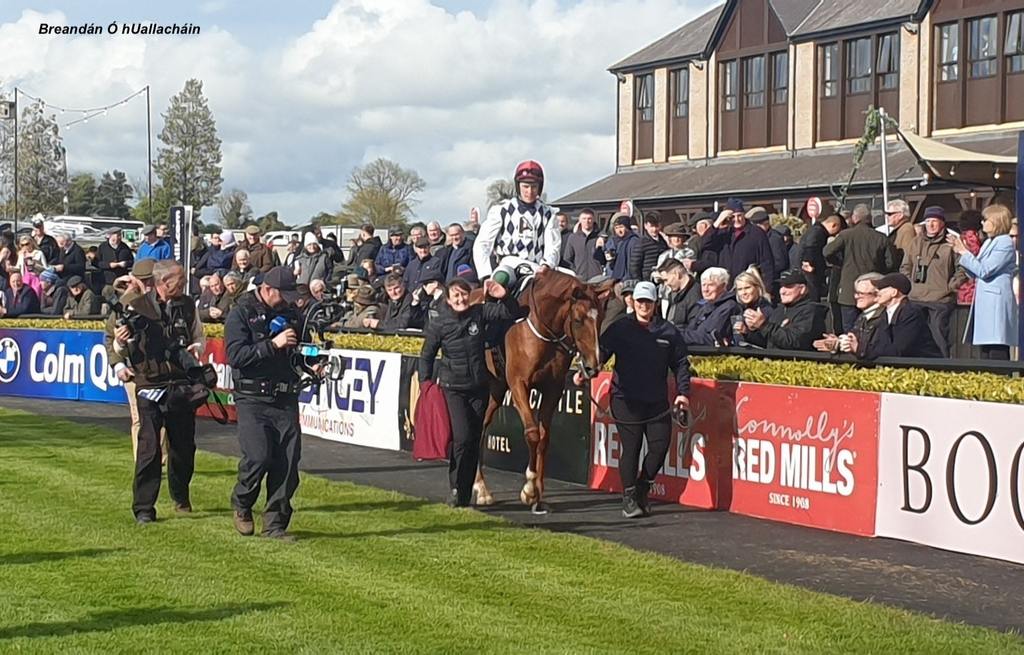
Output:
top-left (1, 396), bottom-right (1021, 635)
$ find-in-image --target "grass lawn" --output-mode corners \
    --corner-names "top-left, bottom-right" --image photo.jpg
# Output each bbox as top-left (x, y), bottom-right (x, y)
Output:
top-left (0, 409), bottom-right (1020, 654)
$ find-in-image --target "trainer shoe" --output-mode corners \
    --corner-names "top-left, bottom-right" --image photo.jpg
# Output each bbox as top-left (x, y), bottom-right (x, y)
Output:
top-left (261, 529), bottom-right (297, 543)
top-left (636, 480), bottom-right (652, 517)
top-left (622, 487), bottom-right (644, 519)
top-left (173, 502), bottom-right (192, 514)
top-left (135, 513), bottom-right (156, 525)
top-left (234, 509), bottom-right (255, 536)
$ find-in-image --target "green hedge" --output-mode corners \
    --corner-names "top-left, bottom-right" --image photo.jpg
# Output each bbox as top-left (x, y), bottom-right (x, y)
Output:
top-left (2, 320), bottom-right (1020, 404)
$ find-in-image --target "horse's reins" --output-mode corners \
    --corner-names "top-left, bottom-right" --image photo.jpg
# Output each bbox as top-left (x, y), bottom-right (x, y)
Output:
top-left (523, 283), bottom-right (688, 429)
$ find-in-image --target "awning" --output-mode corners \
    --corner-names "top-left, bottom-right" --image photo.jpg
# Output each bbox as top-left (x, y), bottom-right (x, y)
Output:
top-left (557, 131), bottom-right (1019, 208)
top-left (897, 130), bottom-right (1017, 188)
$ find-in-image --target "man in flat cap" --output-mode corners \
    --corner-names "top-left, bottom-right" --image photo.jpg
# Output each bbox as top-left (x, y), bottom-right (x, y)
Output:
top-left (137, 225), bottom-right (173, 261)
top-left (899, 205), bottom-right (958, 356)
top-left (238, 225), bottom-right (278, 273)
top-left (846, 273), bottom-right (942, 359)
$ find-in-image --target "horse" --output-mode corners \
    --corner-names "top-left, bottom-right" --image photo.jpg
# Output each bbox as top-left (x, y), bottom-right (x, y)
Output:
top-left (473, 269), bottom-right (616, 514)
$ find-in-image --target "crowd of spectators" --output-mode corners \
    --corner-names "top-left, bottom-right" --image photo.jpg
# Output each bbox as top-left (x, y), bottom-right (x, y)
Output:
top-left (559, 199), bottom-right (1019, 362)
top-left (1, 200), bottom-right (1018, 364)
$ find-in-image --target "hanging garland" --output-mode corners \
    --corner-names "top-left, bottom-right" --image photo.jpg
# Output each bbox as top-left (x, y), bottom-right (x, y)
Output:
top-left (831, 106), bottom-right (900, 211)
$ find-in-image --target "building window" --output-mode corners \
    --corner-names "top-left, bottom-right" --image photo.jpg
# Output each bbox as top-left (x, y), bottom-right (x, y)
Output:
top-left (822, 43), bottom-right (839, 97)
top-left (846, 38), bottom-right (872, 94)
top-left (772, 51), bottom-right (789, 104)
top-left (743, 55), bottom-right (765, 108)
top-left (877, 33), bottom-right (900, 89)
top-left (1007, 11), bottom-right (1024, 73)
top-left (968, 16), bottom-right (998, 78)
top-left (939, 23), bottom-right (959, 81)
top-left (723, 60), bottom-right (737, 111)
top-left (636, 73), bottom-right (653, 121)
top-left (672, 68), bottom-right (689, 118)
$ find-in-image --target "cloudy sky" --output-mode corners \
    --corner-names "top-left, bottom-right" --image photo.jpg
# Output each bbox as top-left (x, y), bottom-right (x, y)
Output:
top-left (0, 0), bottom-right (708, 225)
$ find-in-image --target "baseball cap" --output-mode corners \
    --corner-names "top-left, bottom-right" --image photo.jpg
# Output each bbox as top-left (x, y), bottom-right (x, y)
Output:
top-left (872, 273), bottom-right (912, 295)
top-left (620, 279), bottom-right (637, 296)
top-left (632, 281), bottom-right (657, 302)
top-left (611, 212), bottom-right (631, 227)
top-left (778, 269), bottom-right (808, 287)
top-left (420, 267), bottom-right (444, 284)
top-left (261, 266), bottom-right (301, 304)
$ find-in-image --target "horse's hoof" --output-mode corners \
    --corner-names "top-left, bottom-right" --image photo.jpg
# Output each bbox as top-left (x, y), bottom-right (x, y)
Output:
top-left (531, 502), bottom-right (549, 515)
top-left (474, 491), bottom-right (495, 507)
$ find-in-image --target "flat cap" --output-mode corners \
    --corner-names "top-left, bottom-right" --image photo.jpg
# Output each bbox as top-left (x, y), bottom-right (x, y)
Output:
top-left (778, 268), bottom-right (808, 287)
top-left (132, 258), bottom-right (156, 280)
top-left (872, 273), bottom-right (912, 295)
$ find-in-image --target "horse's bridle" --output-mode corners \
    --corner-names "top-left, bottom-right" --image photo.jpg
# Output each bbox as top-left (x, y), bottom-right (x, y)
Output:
top-left (525, 286), bottom-right (598, 378)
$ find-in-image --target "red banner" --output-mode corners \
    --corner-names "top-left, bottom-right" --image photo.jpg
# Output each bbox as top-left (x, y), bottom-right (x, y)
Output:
top-left (588, 373), bottom-right (732, 509)
top-left (196, 337), bottom-right (237, 422)
top-left (587, 374), bottom-right (880, 535)
top-left (727, 383), bottom-right (879, 535)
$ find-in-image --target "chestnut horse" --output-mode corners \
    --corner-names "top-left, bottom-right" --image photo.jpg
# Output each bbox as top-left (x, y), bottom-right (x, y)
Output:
top-left (473, 269), bottom-right (615, 514)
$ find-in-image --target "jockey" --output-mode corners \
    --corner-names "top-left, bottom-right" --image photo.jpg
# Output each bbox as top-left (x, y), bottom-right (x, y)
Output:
top-left (473, 160), bottom-right (564, 287)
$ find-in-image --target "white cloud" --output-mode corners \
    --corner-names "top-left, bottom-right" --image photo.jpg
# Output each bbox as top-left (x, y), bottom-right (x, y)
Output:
top-left (1, 1), bottom-right (708, 223)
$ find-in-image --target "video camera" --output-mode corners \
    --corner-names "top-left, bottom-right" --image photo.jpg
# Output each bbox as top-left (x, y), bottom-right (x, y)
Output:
top-left (269, 300), bottom-right (348, 389)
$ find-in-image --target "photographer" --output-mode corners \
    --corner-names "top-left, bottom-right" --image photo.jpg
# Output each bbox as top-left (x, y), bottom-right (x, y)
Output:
top-left (107, 260), bottom-right (206, 524)
top-left (225, 266), bottom-right (307, 541)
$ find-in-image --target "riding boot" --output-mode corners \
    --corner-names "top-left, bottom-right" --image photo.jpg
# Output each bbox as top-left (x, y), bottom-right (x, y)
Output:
top-left (636, 479), bottom-right (652, 517)
top-left (622, 487), bottom-right (643, 519)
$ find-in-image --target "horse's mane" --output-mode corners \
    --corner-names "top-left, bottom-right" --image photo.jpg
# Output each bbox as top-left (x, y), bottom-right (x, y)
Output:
top-left (522, 270), bottom-right (582, 307)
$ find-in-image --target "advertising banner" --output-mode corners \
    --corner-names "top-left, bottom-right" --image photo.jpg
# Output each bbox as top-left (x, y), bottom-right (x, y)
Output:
top-left (482, 374), bottom-right (591, 485)
top-left (876, 394), bottom-right (1024, 564)
top-left (298, 349), bottom-right (402, 451)
top-left (727, 383), bottom-right (880, 536)
top-left (0, 329), bottom-right (126, 403)
top-left (196, 337), bottom-right (237, 422)
top-left (587, 374), bottom-right (733, 509)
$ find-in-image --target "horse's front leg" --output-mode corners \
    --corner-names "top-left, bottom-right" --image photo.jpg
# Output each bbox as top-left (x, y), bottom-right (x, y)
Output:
top-left (529, 384), bottom-right (561, 515)
top-left (508, 381), bottom-right (542, 507)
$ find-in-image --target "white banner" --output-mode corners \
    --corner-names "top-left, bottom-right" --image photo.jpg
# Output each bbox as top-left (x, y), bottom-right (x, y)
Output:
top-left (876, 394), bottom-right (1024, 564)
top-left (298, 349), bottom-right (402, 451)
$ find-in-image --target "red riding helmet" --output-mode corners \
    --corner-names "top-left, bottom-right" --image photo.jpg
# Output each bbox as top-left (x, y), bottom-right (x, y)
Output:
top-left (514, 160), bottom-right (545, 195)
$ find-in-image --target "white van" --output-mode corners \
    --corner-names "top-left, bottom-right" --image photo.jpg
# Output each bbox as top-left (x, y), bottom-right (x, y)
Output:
top-left (45, 215), bottom-right (146, 245)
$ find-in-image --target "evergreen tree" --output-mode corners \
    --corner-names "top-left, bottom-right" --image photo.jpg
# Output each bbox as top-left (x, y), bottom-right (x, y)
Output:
top-left (153, 79), bottom-right (223, 217)
top-left (66, 173), bottom-right (97, 215)
top-left (485, 179), bottom-right (515, 208)
top-left (93, 170), bottom-right (133, 218)
top-left (131, 184), bottom-right (177, 224)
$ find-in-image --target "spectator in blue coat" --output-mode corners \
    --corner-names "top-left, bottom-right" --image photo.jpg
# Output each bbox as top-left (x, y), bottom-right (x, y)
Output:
top-left (0, 271), bottom-right (40, 317)
top-left (404, 237), bottom-right (444, 290)
top-left (678, 267), bottom-right (738, 346)
top-left (375, 227), bottom-right (411, 276)
top-left (595, 213), bottom-right (638, 281)
top-left (948, 203), bottom-right (1018, 360)
top-left (439, 223), bottom-right (474, 282)
top-left (136, 225), bottom-right (172, 260)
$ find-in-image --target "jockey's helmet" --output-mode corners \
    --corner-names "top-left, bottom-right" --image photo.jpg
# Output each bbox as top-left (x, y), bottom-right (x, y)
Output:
top-left (514, 160), bottom-right (545, 195)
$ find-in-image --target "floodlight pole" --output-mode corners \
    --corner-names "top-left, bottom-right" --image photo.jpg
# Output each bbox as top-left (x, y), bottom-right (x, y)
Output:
top-left (12, 87), bottom-right (18, 231)
top-left (146, 85), bottom-right (153, 219)
top-left (879, 107), bottom-right (891, 236)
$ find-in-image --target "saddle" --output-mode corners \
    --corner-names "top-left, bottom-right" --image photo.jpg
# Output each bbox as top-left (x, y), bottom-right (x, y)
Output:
top-left (485, 265), bottom-right (537, 376)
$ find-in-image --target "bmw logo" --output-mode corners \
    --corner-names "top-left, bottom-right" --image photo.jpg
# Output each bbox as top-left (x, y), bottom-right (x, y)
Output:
top-left (0, 337), bottom-right (21, 384)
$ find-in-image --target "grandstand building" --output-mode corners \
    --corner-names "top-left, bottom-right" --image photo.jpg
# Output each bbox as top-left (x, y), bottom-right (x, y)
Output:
top-left (558, 0), bottom-right (1021, 224)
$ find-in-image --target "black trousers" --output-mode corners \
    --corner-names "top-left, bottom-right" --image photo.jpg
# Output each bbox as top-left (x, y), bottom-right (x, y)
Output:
top-left (918, 301), bottom-right (954, 357)
top-left (232, 397), bottom-right (302, 532)
top-left (133, 395), bottom-right (196, 519)
top-left (612, 396), bottom-right (672, 489)
top-left (444, 387), bottom-right (488, 505)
